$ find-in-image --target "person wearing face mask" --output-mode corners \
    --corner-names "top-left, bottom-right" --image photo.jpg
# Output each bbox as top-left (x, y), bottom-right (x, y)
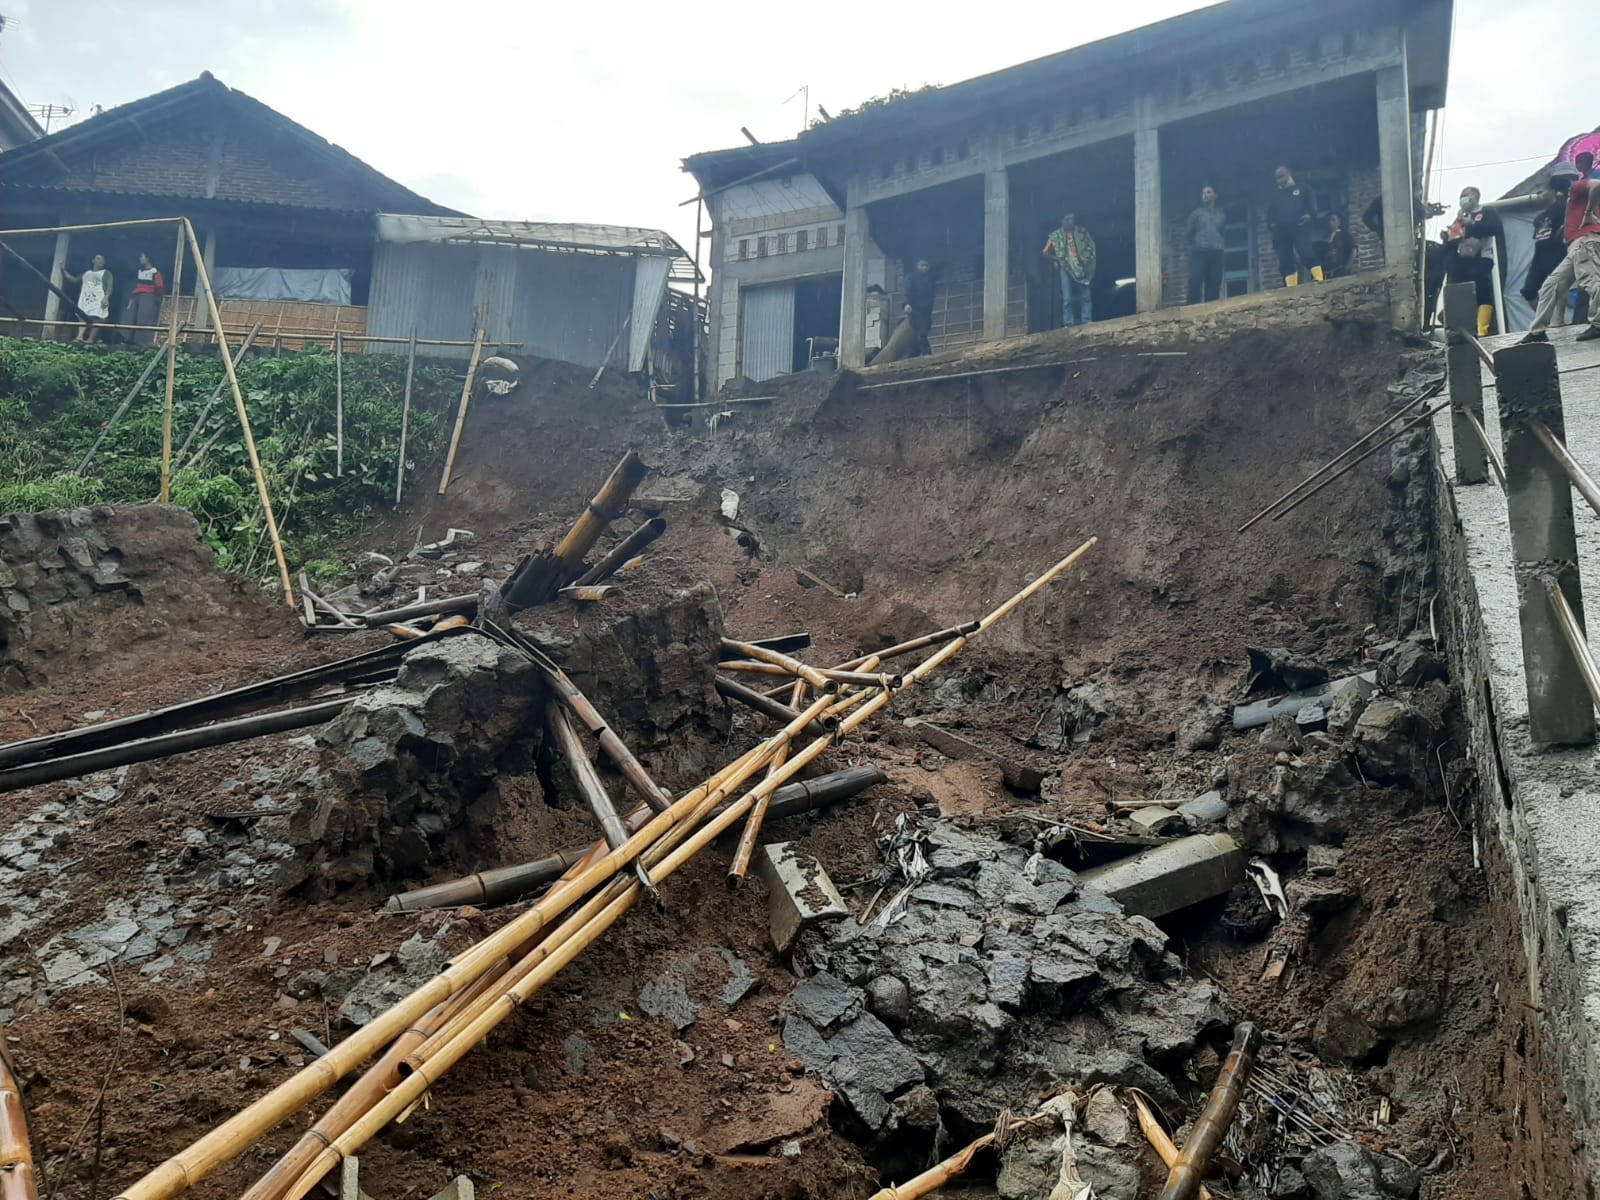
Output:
top-left (1444, 186), bottom-right (1505, 336)
top-left (1267, 165), bottom-right (1324, 287)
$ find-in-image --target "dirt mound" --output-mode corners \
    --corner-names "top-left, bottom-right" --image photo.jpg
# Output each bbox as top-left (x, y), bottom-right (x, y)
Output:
top-left (0, 504), bottom-right (283, 692)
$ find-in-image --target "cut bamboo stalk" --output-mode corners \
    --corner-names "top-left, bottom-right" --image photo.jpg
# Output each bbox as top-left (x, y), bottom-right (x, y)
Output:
top-left (174, 321), bottom-right (262, 464)
top-left (535, 656), bottom-right (674, 813)
top-left (721, 660), bottom-right (901, 690)
top-left (334, 330), bottom-right (344, 477)
top-left (437, 329), bottom-right (485, 495)
top-left (720, 638), bottom-right (832, 692)
top-left (1130, 1092), bottom-right (1212, 1200)
top-left (394, 330), bottom-right (417, 506)
top-left (557, 585), bottom-right (614, 602)
top-left (573, 518), bottom-right (667, 587)
top-left (547, 703), bottom-right (630, 850)
top-left (729, 676), bottom-right (806, 885)
top-left (181, 219), bottom-right (294, 605)
top-left (118, 541), bottom-right (1096, 1200)
top-left (1156, 1023), bottom-right (1260, 1200)
top-left (835, 620), bottom-right (982, 670)
top-left (714, 677), bottom-right (834, 738)
top-left (553, 449), bottom-right (648, 571)
top-left (79, 338), bottom-right (171, 476)
top-left (0, 1038), bottom-right (38, 1200)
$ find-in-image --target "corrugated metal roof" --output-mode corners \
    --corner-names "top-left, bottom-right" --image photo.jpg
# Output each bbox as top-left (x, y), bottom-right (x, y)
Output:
top-left (374, 214), bottom-right (700, 282)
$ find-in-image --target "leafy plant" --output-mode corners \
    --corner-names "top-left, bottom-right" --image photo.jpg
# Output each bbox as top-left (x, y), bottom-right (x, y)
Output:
top-left (0, 338), bottom-right (464, 591)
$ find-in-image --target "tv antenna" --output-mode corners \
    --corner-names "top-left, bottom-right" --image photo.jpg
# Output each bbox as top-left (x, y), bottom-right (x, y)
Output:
top-left (28, 103), bottom-right (74, 133)
top-left (784, 84), bottom-right (810, 135)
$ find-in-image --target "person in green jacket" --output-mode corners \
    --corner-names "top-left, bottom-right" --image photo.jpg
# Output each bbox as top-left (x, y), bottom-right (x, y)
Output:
top-left (1043, 212), bottom-right (1097, 327)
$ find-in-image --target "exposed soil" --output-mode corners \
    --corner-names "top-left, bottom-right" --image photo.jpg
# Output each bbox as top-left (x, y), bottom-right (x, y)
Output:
top-left (0, 323), bottom-right (1578, 1200)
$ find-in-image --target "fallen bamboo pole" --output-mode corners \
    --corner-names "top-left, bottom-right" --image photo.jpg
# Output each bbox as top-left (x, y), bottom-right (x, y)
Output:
top-left (355, 593), bottom-right (477, 626)
top-left (714, 676), bottom-right (833, 738)
top-left (121, 542), bottom-right (1096, 1200)
top-left (547, 702), bottom-right (630, 850)
top-left (437, 328), bottom-right (485, 495)
top-left (0, 1038), bottom-right (38, 1200)
top-left (1156, 1023), bottom-right (1261, 1200)
top-left (729, 675), bottom-right (806, 885)
top-left (553, 450), bottom-right (647, 573)
top-left (835, 621), bottom-right (982, 671)
top-left (720, 638), bottom-right (833, 692)
top-left (78, 338), bottom-right (170, 476)
top-left (180, 218), bottom-right (294, 604)
top-left (160, 225), bottom-right (188, 502)
top-left (557, 584), bottom-right (613, 602)
top-left (534, 653), bottom-right (675, 813)
top-left (721, 660), bottom-right (901, 690)
top-left (573, 518), bottom-right (667, 587)
top-left (174, 321), bottom-right (262, 464)
top-left (1131, 1092), bottom-right (1213, 1200)
top-left (864, 1102), bottom-right (1065, 1200)
top-left (394, 330), bottom-right (417, 506)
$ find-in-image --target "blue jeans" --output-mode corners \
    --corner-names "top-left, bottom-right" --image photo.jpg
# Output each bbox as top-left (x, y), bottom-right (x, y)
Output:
top-left (1060, 272), bottom-right (1093, 326)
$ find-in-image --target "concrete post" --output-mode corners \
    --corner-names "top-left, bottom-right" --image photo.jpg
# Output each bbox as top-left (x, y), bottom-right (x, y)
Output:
top-left (839, 205), bottom-right (869, 369)
top-left (1495, 341), bottom-right (1595, 747)
top-left (43, 230), bottom-right (70, 335)
top-left (1133, 122), bottom-right (1162, 315)
top-left (983, 167), bottom-right (1010, 342)
top-left (1445, 283), bottom-right (1488, 485)
top-left (1375, 62), bottom-right (1418, 326)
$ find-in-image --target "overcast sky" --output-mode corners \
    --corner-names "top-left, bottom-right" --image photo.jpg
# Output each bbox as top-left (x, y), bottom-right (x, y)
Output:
top-left (0, 0), bottom-right (1576, 257)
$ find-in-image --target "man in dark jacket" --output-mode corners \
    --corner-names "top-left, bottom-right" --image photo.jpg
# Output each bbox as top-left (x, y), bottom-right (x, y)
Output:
top-left (904, 259), bottom-right (936, 357)
top-left (1524, 175), bottom-right (1575, 309)
top-left (1268, 166), bottom-right (1323, 286)
top-left (1185, 185), bottom-right (1227, 304)
top-left (1444, 186), bottom-right (1506, 335)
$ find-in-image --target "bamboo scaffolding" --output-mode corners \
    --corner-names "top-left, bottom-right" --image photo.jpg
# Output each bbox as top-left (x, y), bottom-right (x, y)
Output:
top-left (160, 225), bottom-right (187, 502)
top-left (714, 677), bottom-right (833, 738)
top-left (720, 660), bottom-right (901, 690)
top-left (179, 219), bottom-right (294, 604)
top-left (0, 1038), bottom-right (37, 1200)
top-left (118, 540), bottom-right (1096, 1200)
top-left (394, 331), bottom-right (417, 506)
top-left (436, 329), bottom-right (485, 495)
top-left (78, 338), bottom-right (170, 476)
top-left (719, 638), bottom-right (833, 692)
top-left (1156, 1023), bottom-right (1261, 1200)
top-left (174, 321), bottom-right (262, 464)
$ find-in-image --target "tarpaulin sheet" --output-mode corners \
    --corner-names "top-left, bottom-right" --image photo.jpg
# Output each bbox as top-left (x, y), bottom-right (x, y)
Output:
top-left (211, 267), bottom-right (353, 305)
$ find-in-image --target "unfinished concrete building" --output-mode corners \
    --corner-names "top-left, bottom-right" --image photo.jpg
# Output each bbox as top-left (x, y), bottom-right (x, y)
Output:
top-left (687, 0), bottom-right (1449, 385)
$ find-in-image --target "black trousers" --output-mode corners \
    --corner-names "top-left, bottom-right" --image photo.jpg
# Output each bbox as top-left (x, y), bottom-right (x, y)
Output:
top-left (1448, 254), bottom-right (1495, 307)
top-left (1273, 225), bottom-right (1322, 281)
top-left (1188, 248), bottom-right (1224, 303)
top-left (909, 306), bottom-right (933, 357)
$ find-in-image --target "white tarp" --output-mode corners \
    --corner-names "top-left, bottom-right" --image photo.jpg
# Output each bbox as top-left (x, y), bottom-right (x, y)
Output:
top-left (628, 255), bottom-right (671, 372)
top-left (211, 267), bottom-right (352, 305)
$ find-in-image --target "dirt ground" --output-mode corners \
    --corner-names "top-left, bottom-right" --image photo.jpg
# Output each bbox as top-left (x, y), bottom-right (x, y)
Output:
top-left (0, 324), bottom-right (1579, 1200)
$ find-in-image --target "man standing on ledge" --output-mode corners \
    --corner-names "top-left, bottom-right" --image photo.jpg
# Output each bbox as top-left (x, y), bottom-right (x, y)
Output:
top-left (1044, 211), bottom-right (1097, 327)
top-left (904, 258), bottom-right (936, 357)
top-left (1185, 185), bottom-right (1227, 304)
top-left (1267, 165), bottom-right (1324, 287)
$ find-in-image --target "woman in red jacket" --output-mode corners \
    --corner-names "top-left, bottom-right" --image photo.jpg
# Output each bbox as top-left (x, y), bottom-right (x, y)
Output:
top-left (121, 252), bottom-right (165, 344)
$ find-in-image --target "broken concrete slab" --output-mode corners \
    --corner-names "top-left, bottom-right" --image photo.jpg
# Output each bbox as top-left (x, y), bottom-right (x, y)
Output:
top-left (1233, 671), bottom-right (1379, 731)
top-left (757, 842), bottom-right (848, 953)
top-left (1079, 833), bottom-right (1246, 919)
top-left (1128, 804), bottom-right (1185, 835)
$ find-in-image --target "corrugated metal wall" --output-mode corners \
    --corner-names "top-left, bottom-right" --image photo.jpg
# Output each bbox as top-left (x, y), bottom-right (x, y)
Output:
top-left (367, 243), bottom-right (640, 367)
top-left (740, 282), bottom-right (795, 382)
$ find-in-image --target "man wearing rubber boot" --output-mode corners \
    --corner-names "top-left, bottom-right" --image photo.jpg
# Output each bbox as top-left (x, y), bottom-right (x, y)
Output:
top-left (1267, 166), bottom-right (1324, 287)
top-left (1444, 186), bottom-right (1505, 336)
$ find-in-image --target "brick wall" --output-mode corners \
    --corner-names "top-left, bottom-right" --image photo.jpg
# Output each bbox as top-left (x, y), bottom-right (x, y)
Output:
top-left (885, 257), bottom-right (1026, 352)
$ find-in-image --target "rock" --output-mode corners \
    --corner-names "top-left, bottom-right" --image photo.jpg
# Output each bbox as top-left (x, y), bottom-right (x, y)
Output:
top-left (1128, 805), bottom-right (1184, 836)
top-left (1326, 676), bottom-right (1376, 737)
top-left (1273, 1166), bottom-right (1312, 1198)
top-left (1083, 1088), bottom-right (1130, 1146)
top-left (781, 1011), bottom-right (923, 1131)
top-left (865, 974), bottom-right (912, 1027)
top-left (1076, 1141), bottom-right (1141, 1198)
top-left (1305, 845), bottom-right (1344, 876)
top-left (337, 928), bottom-right (450, 1027)
top-left (1302, 1142), bottom-right (1420, 1199)
top-left (998, 1134), bottom-right (1137, 1200)
top-left (1177, 706), bottom-right (1225, 753)
top-left (639, 972), bottom-right (699, 1032)
top-left (1312, 1001), bottom-right (1381, 1064)
top-left (1294, 879), bottom-right (1359, 915)
top-left (1246, 646), bottom-right (1329, 693)
top-left (1390, 639), bottom-right (1447, 688)
top-left (1353, 698), bottom-right (1434, 786)
top-left (1178, 791), bottom-right (1229, 826)
top-left (792, 972), bottom-right (860, 1028)
top-left (562, 1034), bottom-right (591, 1077)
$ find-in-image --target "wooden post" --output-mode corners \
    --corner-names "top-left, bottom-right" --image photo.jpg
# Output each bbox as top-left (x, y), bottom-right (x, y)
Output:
top-left (437, 328), bottom-right (485, 495)
top-left (395, 329), bottom-right (417, 506)
top-left (182, 219), bottom-right (295, 607)
top-left (81, 338), bottom-right (170, 476)
top-left (161, 223), bottom-right (187, 501)
top-left (334, 330), bottom-right (344, 477)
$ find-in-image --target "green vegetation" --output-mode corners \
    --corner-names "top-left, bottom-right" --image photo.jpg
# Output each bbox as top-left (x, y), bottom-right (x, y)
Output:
top-left (834, 84), bottom-right (941, 119)
top-left (0, 338), bottom-right (464, 590)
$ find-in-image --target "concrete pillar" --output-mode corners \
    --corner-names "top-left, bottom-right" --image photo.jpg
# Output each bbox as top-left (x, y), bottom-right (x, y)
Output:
top-left (1495, 341), bottom-right (1595, 747)
top-left (1445, 283), bottom-right (1488, 486)
top-left (1376, 62), bottom-right (1418, 324)
top-left (983, 167), bottom-right (1010, 342)
top-left (839, 205), bottom-right (869, 369)
top-left (43, 230), bottom-right (70, 334)
top-left (1133, 123), bottom-right (1162, 315)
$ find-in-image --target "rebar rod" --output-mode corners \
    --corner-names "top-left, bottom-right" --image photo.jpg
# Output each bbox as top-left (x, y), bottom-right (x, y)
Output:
top-left (1544, 579), bottom-right (1600, 714)
top-left (1264, 400), bottom-right (1451, 526)
top-left (1237, 380), bottom-right (1444, 532)
top-left (1533, 420), bottom-right (1600, 521)
top-left (1462, 409), bottom-right (1507, 489)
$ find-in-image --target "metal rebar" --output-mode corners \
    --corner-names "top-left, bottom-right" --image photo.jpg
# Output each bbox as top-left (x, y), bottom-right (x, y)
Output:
top-left (1544, 579), bottom-right (1600, 714)
top-left (1462, 409), bottom-right (1507, 489)
top-left (1532, 420), bottom-right (1600, 521)
top-left (1467, 331), bottom-right (1496, 374)
top-left (1237, 380), bottom-right (1444, 532)
top-left (1265, 399), bottom-right (1451, 525)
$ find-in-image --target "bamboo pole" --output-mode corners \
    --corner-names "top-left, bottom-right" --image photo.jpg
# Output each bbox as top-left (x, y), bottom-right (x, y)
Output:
top-left (729, 675), bottom-right (806, 885)
top-left (573, 518), bottom-right (667, 588)
top-left (334, 330), bottom-right (344, 477)
top-left (547, 703), bottom-right (630, 850)
top-left (180, 219), bottom-right (294, 605)
top-left (0, 217), bottom-right (186, 237)
top-left (78, 338), bottom-right (170, 476)
top-left (437, 329), bottom-right (485, 495)
top-left (394, 330), bottom-right (417, 506)
top-left (720, 638), bottom-right (833, 692)
top-left (120, 541), bottom-right (1097, 1200)
top-left (1156, 1024), bottom-right (1261, 1200)
top-left (0, 316), bottom-right (508, 349)
top-left (834, 620), bottom-right (982, 671)
top-left (174, 321), bottom-right (263, 463)
top-left (0, 1038), bottom-right (38, 1200)
top-left (719, 660), bottom-right (901, 690)
top-left (160, 224), bottom-right (188, 501)
top-left (552, 450), bottom-right (648, 569)
top-left (1130, 1093), bottom-right (1213, 1200)
top-left (535, 654), bottom-right (675, 813)
top-left (713, 677), bottom-right (833, 738)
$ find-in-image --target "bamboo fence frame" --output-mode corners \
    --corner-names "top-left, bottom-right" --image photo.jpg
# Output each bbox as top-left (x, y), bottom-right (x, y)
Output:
top-left (160, 224), bottom-right (187, 503)
top-left (113, 537), bottom-right (1097, 1200)
top-left (0, 1038), bottom-right (37, 1200)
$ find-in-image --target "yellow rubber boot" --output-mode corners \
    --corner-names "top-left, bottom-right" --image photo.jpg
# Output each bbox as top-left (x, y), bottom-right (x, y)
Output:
top-left (1285, 274), bottom-right (1300, 288)
top-left (1311, 266), bottom-right (1325, 282)
top-left (1477, 305), bottom-right (1493, 336)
